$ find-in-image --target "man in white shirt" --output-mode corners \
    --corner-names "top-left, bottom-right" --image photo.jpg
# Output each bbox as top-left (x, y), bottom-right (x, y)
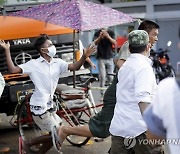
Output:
top-left (143, 76), bottom-right (180, 154)
top-left (109, 30), bottom-right (157, 154)
top-left (114, 20), bottom-right (160, 70)
top-left (0, 34), bottom-right (96, 153)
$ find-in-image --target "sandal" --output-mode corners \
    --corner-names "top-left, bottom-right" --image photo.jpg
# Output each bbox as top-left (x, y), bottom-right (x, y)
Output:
top-left (51, 125), bottom-right (62, 152)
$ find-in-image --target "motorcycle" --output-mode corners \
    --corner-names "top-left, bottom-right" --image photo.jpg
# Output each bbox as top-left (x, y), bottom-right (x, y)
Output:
top-left (150, 41), bottom-right (176, 84)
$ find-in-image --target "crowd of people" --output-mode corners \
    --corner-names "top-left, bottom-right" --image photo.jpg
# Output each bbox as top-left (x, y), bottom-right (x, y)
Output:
top-left (0, 19), bottom-right (179, 154)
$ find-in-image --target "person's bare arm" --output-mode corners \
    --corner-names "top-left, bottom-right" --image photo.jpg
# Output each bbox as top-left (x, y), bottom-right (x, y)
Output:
top-left (94, 32), bottom-right (103, 45)
top-left (0, 40), bottom-right (21, 73)
top-left (68, 45), bottom-right (96, 71)
top-left (103, 31), bottom-right (116, 45)
top-left (146, 130), bottom-right (165, 140)
top-left (139, 102), bottom-right (150, 115)
top-left (114, 59), bottom-right (126, 69)
top-left (86, 57), bottom-right (96, 69)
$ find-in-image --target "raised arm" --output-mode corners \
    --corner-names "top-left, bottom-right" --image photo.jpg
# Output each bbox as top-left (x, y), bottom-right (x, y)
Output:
top-left (94, 31), bottom-right (103, 45)
top-left (103, 30), bottom-right (117, 45)
top-left (0, 40), bottom-right (22, 73)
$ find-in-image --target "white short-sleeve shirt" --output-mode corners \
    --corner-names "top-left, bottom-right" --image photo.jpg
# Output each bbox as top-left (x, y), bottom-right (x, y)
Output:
top-left (144, 77), bottom-right (180, 154)
top-left (110, 53), bottom-right (157, 138)
top-left (19, 56), bottom-right (68, 115)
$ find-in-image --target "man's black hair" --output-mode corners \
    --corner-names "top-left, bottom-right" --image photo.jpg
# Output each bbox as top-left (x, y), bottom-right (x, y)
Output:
top-left (138, 20), bottom-right (160, 33)
top-left (34, 34), bottom-right (50, 52)
top-left (129, 45), bottom-right (147, 54)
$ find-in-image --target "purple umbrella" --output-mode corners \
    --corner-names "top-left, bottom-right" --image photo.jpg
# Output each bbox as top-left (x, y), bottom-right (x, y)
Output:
top-left (10, 0), bottom-right (135, 31)
top-left (10, 0), bottom-right (135, 87)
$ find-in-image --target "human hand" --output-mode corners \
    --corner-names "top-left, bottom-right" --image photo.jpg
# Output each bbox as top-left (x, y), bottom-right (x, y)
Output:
top-left (0, 40), bottom-right (10, 51)
top-left (102, 30), bottom-right (110, 39)
top-left (84, 44), bottom-right (96, 58)
top-left (99, 31), bottom-right (104, 38)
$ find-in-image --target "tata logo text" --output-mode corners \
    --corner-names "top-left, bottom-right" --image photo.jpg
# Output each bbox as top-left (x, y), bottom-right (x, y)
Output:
top-left (12, 38), bottom-right (31, 45)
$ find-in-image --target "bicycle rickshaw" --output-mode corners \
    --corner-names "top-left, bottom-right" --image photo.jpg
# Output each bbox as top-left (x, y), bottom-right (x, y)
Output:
top-left (16, 76), bottom-right (103, 153)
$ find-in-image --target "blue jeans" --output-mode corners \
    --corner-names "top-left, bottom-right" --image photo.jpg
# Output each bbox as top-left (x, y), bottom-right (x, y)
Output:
top-left (98, 58), bottom-right (114, 95)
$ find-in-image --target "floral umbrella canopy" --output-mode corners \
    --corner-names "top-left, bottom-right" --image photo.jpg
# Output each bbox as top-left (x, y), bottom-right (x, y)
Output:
top-left (10, 0), bottom-right (135, 31)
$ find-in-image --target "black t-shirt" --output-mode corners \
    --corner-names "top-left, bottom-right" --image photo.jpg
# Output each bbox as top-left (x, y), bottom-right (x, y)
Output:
top-left (94, 29), bottom-right (115, 59)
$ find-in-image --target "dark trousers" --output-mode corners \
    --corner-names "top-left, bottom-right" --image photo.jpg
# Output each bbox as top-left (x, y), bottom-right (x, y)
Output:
top-left (110, 133), bottom-right (162, 154)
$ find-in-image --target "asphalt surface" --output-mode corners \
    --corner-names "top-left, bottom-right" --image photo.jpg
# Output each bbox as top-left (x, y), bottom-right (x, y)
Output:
top-left (0, 124), bottom-right (111, 154)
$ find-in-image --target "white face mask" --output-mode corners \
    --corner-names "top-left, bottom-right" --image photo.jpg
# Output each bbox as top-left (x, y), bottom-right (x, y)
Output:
top-left (47, 45), bottom-right (56, 58)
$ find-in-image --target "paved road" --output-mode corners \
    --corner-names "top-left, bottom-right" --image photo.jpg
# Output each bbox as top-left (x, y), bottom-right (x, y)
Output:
top-left (0, 124), bottom-right (111, 154)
